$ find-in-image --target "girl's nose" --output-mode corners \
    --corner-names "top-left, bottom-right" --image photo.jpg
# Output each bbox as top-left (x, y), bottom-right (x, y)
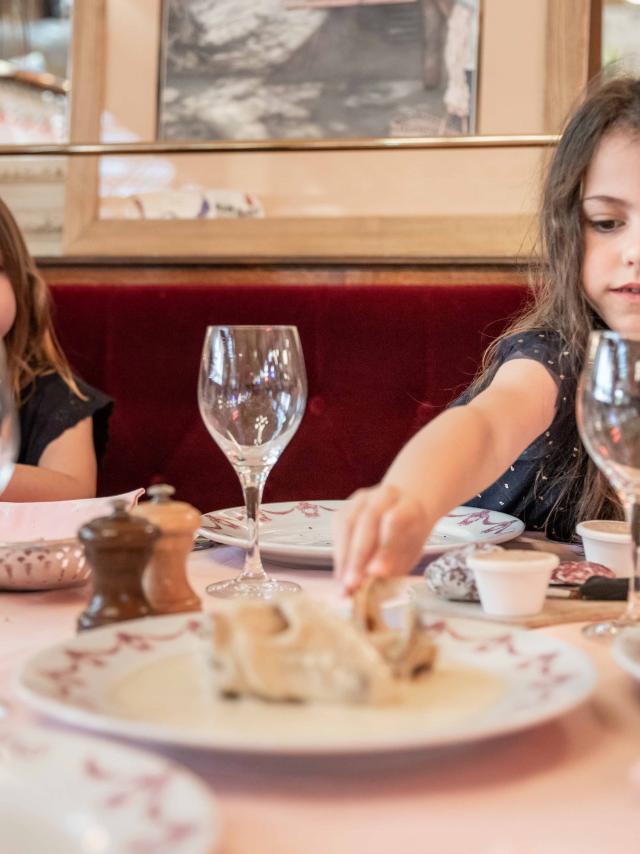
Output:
top-left (623, 236), bottom-right (640, 268)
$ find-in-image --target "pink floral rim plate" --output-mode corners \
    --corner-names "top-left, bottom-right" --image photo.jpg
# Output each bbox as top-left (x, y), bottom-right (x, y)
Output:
top-left (17, 612), bottom-right (595, 756)
top-left (198, 501), bottom-right (525, 567)
top-left (0, 723), bottom-right (218, 853)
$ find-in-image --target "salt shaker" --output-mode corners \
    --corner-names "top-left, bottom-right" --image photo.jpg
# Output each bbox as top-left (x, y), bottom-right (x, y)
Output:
top-left (134, 484), bottom-right (202, 614)
top-left (77, 499), bottom-right (159, 632)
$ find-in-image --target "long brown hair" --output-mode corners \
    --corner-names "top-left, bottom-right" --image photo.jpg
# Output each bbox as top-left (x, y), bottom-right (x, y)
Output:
top-left (0, 196), bottom-right (79, 399)
top-left (471, 77), bottom-right (640, 532)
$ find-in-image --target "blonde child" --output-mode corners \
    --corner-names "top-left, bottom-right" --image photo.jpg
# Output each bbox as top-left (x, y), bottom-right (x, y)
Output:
top-left (0, 197), bottom-right (111, 500)
top-left (335, 76), bottom-right (640, 592)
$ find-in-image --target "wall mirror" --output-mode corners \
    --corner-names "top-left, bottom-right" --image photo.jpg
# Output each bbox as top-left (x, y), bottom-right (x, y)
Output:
top-left (0, 0), bottom-right (599, 261)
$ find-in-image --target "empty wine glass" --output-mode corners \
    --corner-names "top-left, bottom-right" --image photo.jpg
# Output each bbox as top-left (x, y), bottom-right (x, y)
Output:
top-left (577, 330), bottom-right (640, 639)
top-left (0, 340), bottom-right (18, 494)
top-left (198, 325), bottom-right (307, 599)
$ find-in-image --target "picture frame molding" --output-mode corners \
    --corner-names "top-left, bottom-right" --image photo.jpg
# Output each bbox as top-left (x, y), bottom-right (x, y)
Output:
top-left (62, 0), bottom-right (597, 261)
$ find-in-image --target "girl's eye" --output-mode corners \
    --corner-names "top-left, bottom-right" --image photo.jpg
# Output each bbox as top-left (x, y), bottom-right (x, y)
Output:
top-left (587, 218), bottom-right (623, 233)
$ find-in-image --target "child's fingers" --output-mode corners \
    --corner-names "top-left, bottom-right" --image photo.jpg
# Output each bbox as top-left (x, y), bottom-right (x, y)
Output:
top-left (341, 486), bottom-right (399, 592)
top-left (333, 490), bottom-right (367, 582)
top-left (368, 498), bottom-right (429, 579)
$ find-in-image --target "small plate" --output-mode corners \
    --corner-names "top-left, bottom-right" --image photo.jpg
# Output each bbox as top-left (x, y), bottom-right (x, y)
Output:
top-left (0, 723), bottom-right (218, 853)
top-left (199, 501), bottom-right (525, 567)
top-left (17, 611), bottom-right (595, 756)
top-left (612, 626), bottom-right (640, 680)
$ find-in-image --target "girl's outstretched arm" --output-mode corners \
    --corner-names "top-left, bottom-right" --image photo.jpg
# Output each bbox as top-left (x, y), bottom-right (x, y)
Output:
top-left (0, 417), bottom-right (97, 501)
top-left (334, 358), bottom-right (559, 592)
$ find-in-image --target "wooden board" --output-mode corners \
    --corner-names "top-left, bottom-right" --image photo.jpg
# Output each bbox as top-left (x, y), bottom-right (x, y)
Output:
top-left (411, 582), bottom-right (627, 629)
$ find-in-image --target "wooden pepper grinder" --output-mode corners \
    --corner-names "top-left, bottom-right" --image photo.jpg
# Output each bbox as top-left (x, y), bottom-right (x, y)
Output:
top-left (77, 499), bottom-right (159, 632)
top-left (134, 484), bottom-right (202, 614)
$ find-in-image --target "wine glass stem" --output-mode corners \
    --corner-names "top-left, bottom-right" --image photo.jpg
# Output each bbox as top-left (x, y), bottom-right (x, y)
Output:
top-left (624, 500), bottom-right (640, 621)
top-left (238, 468), bottom-right (270, 582)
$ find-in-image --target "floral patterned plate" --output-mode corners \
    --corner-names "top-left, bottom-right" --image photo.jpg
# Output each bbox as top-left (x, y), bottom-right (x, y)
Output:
top-left (198, 501), bottom-right (525, 567)
top-left (0, 722), bottom-right (218, 853)
top-left (17, 612), bottom-right (595, 756)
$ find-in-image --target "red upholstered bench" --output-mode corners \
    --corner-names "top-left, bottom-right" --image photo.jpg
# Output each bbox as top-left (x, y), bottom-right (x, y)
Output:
top-left (49, 280), bottom-right (529, 515)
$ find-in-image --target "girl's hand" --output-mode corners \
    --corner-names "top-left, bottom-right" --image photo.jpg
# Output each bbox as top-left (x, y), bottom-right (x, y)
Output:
top-left (333, 484), bottom-right (432, 594)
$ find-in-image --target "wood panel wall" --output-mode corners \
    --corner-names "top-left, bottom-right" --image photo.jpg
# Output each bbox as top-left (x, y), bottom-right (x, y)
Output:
top-left (40, 263), bottom-right (530, 288)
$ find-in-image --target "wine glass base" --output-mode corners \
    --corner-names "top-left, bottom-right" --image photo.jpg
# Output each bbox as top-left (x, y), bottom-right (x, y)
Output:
top-left (206, 577), bottom-right (301, 600)
top-left (582, 616), bottom-right (640, 641)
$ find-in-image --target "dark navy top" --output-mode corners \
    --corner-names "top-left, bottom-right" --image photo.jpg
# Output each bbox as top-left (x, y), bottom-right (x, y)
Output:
top-left (452, 329), bottom-right (580, 542)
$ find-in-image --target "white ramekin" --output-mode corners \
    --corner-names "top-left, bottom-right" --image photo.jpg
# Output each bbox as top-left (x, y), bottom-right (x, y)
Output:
top-left (466, 549), bottom-right (559, 618)
top-left (575, 520), bottom-right (632, 578)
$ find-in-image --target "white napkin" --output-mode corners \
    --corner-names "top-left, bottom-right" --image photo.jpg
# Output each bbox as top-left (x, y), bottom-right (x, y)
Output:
top-left (0, 489), bottom-right (144, 543)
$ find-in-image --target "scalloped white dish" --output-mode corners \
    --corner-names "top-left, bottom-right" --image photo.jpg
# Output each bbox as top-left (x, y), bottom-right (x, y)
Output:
top-left (198, 501), bottom-right (525, 567)
top-left (0, 723), bottom-right (218, 853)
top-left (17, 611), bottom-right (595, 756)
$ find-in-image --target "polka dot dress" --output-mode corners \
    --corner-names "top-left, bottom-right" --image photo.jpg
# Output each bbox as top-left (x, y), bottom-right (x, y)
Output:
top-left (450, 330), bottom-right (579, 542)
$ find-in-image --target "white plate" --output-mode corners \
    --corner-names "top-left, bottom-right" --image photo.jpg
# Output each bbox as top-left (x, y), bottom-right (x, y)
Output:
top-left (199, 501), bottom-right (525, 567)
top-left (0, 722), bottom-right (218, 853)
top-left (17, 612), bottom-right (595, 756)
top-left (612, 627), bottom-right (640, 680)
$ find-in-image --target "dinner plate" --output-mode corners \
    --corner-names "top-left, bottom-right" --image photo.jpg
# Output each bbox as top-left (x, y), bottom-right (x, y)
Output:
top-left (612, 626), bottom-right (640, 680)
top-left (198, 501), bottom-right (525, 567)
top-left (0, 722), bottom-right (218, 853)
top-left (17, 611), bottom-right (595, 756)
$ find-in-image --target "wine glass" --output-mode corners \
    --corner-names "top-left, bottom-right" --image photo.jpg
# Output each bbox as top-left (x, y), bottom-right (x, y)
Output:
top-left (577, 330), bottom-right (640, 639)
top-left (0, 340), bottom-right (18, 494)
top-left (198, 325), bottom-right (307, 599)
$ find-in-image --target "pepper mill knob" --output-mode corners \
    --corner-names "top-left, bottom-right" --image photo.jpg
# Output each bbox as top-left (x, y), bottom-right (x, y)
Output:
top-left (134, 483), bottom-right (202, 614)
top-left (148, 484), bottom-right (175, 502)
top-left (77, 499), bottom-right (158, 632)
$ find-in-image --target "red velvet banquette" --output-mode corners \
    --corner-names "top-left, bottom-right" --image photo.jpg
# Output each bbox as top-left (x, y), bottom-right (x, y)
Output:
top-left (49, 278), bottom-right (529, 515)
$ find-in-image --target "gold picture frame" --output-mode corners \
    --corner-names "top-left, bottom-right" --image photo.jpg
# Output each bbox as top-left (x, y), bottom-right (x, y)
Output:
top-left (63, 0), bottom-right (596, 261)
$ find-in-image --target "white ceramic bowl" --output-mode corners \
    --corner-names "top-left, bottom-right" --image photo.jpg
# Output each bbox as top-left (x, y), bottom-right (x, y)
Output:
top-left (466, 549), bottom-right (559, 618)
top-left (0, 538), bottom-right (88, 590)
top-left (0, 489), bottom-right (144, 591)
top-left (576, 520), bottom-right (632, 578)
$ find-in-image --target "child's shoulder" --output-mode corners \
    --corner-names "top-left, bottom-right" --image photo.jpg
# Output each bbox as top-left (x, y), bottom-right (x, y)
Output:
top-left (498, 328), bottom-right (570, 362)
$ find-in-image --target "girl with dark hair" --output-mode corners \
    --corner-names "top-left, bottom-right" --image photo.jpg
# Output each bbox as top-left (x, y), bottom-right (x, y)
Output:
top-left (0, 197), bottom-right (111, 500)
top-left (335, 76), bottom-right (640, 592)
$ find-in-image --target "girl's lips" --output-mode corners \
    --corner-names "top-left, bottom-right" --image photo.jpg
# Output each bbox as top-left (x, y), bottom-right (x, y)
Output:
top-left (613, 284), bottom-right (640, 293)
top-left (610, 287), bottom-right (640, 303)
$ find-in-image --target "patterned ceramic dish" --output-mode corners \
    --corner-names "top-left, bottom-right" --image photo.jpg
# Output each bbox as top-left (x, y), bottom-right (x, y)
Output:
top-left (0, 489), bottom-right (144, 591)
top-left (199, 501), bottom-right (525, 567)
top-left (17, 611), bottom-right (596, 755)
top-left (0, 723), bottom-right (218, 853)
top-left (0, 537), bottom-right (88, 590)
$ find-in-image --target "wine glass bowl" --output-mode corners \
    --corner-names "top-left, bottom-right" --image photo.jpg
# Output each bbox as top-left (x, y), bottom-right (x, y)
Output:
top-left (577, 331), bottom-right (640, 638)
top-left (0, 339), bottom-right (18, 495)
top-left (198, 325), bottom-right (307, 599)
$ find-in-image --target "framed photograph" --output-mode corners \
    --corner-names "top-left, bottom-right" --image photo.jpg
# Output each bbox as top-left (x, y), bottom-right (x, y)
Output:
top-left (157, 0), bottom-right (481, 141)
top-left (62, 0), bottom-right (594, 261)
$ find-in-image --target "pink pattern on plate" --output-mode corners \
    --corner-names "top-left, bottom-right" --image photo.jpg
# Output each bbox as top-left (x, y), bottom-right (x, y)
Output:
top-left (203, 501), bottom-right (337, 531)
top-left (83, 758), bottom-right (199, 853)
top-left (423, 618), bottom-right (575, 706)
top-left (446, 508), bottom-right (520, 534)
top-left (39, 620), bottom-right (203, 701)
